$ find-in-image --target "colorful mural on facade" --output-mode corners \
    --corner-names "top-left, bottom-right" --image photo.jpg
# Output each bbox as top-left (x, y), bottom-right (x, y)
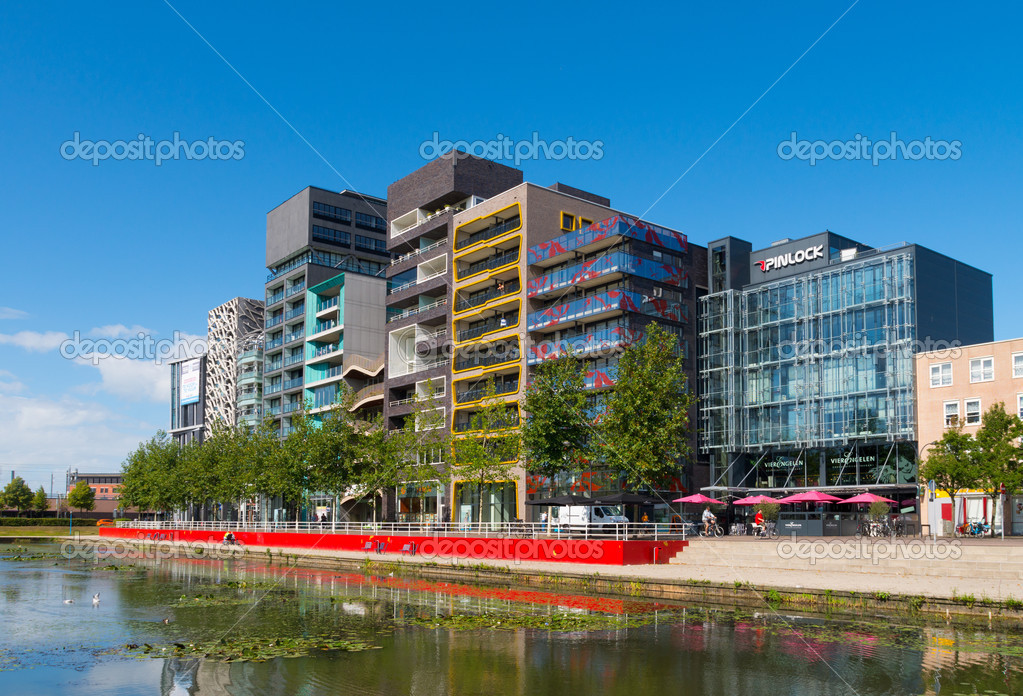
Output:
top-left (527, 214), bottom-right (688, 265)
top-left (526, 289), bottom-right (687, 331)
top-left (527, 252), bottom-right (689, 297)
top-left (527, 325), bottom-right (644, 364)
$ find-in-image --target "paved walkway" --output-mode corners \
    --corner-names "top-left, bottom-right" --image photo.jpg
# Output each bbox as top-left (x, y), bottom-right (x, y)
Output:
top-left (73, 533), bottom-right (1023, 602)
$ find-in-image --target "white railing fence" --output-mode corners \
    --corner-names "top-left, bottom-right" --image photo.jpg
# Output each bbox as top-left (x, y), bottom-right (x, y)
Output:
top-left (117, 519), bottom-right (686, 542)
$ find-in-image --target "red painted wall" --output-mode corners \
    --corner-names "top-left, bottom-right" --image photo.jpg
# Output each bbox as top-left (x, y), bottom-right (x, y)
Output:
top-left (99, 528), bottom-right (687, 566)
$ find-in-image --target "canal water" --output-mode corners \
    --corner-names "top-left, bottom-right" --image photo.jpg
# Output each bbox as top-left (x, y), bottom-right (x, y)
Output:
top-left (1, 542), bottom-right (1020, 695)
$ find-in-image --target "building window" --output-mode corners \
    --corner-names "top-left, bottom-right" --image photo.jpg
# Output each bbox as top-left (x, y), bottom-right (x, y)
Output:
top-left (970, 357), bottom-right (994, 383)
top-left (312, 225), bottom-right (351, 247)
top-left (312, 201), bottom-right (352, 224)
top-left (1014, 353), bottom-right (1023, 378)
top-left (944, 400), bottom-right (960, 427)
top-left (930, 362), bottom-right (952, 387)
top-left (355, 212), bottom-right (387, 232)
top-left (965, 398), bottom-right (982, 425)
top-left (354, 235), bottom-right (388, 254)
top-left (1018, 394), bottom-right (1023, 420)
top-left (561, 212), bottom-right (576, 231)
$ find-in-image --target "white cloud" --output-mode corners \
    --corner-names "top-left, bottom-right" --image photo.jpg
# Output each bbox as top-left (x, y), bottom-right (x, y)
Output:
top-left (0, 370), bottom-right (24, 394)
top-left (77, 357), bottom-right (168, 403)
top-left (88, 324), bottom-right (153, 339)
top-left (0, 393), bottom-right (157, 490)
top-left (0, 307), bottom-right (28, 320)
top-left (0, 330), bottom-right (69, 352)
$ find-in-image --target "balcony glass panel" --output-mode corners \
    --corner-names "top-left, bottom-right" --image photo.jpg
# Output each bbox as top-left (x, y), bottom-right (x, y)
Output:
top-left (527, 214), bottom-right (687, 264)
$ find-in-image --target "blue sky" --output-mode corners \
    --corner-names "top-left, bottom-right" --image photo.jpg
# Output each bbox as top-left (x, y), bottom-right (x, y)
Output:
top-left (1, 1), bottom-right (1021, 492)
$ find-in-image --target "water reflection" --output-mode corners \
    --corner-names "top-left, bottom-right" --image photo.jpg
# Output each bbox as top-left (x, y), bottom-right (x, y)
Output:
top-left (0, 545), bottom-right (1020, 696)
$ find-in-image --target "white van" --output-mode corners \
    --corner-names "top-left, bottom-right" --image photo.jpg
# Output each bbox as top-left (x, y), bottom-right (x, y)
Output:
top-left (556, 505), bottom-right (628, 532)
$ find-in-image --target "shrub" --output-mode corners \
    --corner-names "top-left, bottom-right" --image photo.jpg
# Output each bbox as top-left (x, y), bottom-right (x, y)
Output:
top-left (0, 517), bottom-right (97, 527)
top-left (754, 502), bottom-right (780, 522)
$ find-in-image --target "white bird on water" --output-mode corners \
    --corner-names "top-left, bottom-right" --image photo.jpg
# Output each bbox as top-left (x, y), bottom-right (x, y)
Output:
top-left (92, 593), bottom-right (101, 606)
top-left (63, 599), bottom-right (74, 605)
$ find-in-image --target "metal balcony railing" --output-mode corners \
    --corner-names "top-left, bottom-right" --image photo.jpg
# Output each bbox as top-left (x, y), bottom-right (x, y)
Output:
top-left (454, 349), bottom-right (520, 372)
top-left (456, 313), bottom-right (518, 342)
top-left (391, 238), bottom-right (446, 265)
top-left (387, 297), bottom-right (447, 323)
top-left (452, 415), bottom-right (519, 432)
top-left (456, 215), bottom-right (520, 251)
top-left (456, 280), bottom-right (520, 312)
top-left (459, 247), bottom-right (519, 280)
top-left (317, 296), bottom-right (339, 312)
top-left (455, 380), bottom-right (518, 404)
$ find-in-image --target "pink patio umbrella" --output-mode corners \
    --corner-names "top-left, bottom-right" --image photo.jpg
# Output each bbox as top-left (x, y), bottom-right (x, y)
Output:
top-left (776, 490), bottom-right (843, 504)
top-left (732, 494), bottom-right (783, 506)
top-left (672, 493), bottom-right (721, 504)
top-left (841, 492), bottom-right (898, 505)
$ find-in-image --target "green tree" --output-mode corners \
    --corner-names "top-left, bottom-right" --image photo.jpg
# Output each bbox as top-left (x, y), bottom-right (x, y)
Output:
top-left (974, 402), bottom-right (1023, 496)
top-left (919, 422), bottom-right (981, 530)
top-left (306, 390), bottom-right (362, 520)
top-left (451, 377), bottom-right (520, 523)
top-left (119, 430), bottom-right (186, 517)
top-left (600, 323), bottom-right (697, 489)
top-left (273, 409), bottom-right (320, 524)
top-left (67, 480), bottom-right (96, 513)
top-left (520, 352), bottom-right (591, 480)
top-left (754, 501), bottom-right (780, 522)
top-left (2, 477), bottom-right (33, 515)
top-left (32, 486), bottom-right (48, 515)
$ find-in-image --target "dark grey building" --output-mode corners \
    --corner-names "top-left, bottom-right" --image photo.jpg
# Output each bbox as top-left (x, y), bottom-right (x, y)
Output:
top-left (262, 187), bottom-right (390, 436)
top-left (699, 231), bottom-right (993, 507)
top-left (170, 355), bottom-right (205, 446)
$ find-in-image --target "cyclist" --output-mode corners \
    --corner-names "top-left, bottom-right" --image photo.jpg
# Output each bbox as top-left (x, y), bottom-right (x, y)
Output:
top-left (752, 509), bottom-right (765, 537)
top-left (702, 506), bottom-right (717, 536)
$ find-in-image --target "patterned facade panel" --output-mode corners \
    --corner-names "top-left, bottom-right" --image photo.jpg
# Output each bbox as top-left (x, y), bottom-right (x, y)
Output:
top-left (584, 368), bottom-right (616, 390)
top-left (527, 215), bottom-right (688, 264)
top-left (205, 297), bottom-right (265, 434)
top-left (527, 252), bottom-right (688, 297)
top-left (527, 325), bottom-right (644, 364)
top-left (526, 289), bottom-right (687, 331)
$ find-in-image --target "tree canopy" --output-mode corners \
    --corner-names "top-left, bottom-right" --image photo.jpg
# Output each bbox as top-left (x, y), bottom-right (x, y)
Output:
top-left (67, 480), bottom-right (96, 512)
top-left (599, 323), bottom-right (696, 489)
top-left (520, 352), bottom-right (592, 480)
top-left (1, 477), bottom-right (34, 514)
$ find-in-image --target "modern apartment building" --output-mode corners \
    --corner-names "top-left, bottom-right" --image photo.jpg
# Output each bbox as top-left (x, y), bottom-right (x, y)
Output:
top-left (385, 154), bottom-right (707, 523)
top-left (169, 355), bottom-right (205, 446)
top-left (915, 337), bottom-right (1023, 535)
top-left (699, 232), bottom-right (993, 509)
top-left (205, 297), bottom-right (264, 435)
top-left (262, 187), bottom-right (390, 436)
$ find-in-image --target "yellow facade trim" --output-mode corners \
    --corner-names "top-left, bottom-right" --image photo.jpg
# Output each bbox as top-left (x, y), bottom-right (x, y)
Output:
top-left (453, 203), bottom-right (522, 253)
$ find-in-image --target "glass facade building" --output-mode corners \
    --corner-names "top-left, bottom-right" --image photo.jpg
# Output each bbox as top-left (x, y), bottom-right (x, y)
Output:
top-left (699, 232), bottom-right (992, 498)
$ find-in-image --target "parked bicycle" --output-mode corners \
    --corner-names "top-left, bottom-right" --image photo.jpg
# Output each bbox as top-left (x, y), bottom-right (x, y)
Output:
top-left (956, 520), bottom-right (991, 537)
